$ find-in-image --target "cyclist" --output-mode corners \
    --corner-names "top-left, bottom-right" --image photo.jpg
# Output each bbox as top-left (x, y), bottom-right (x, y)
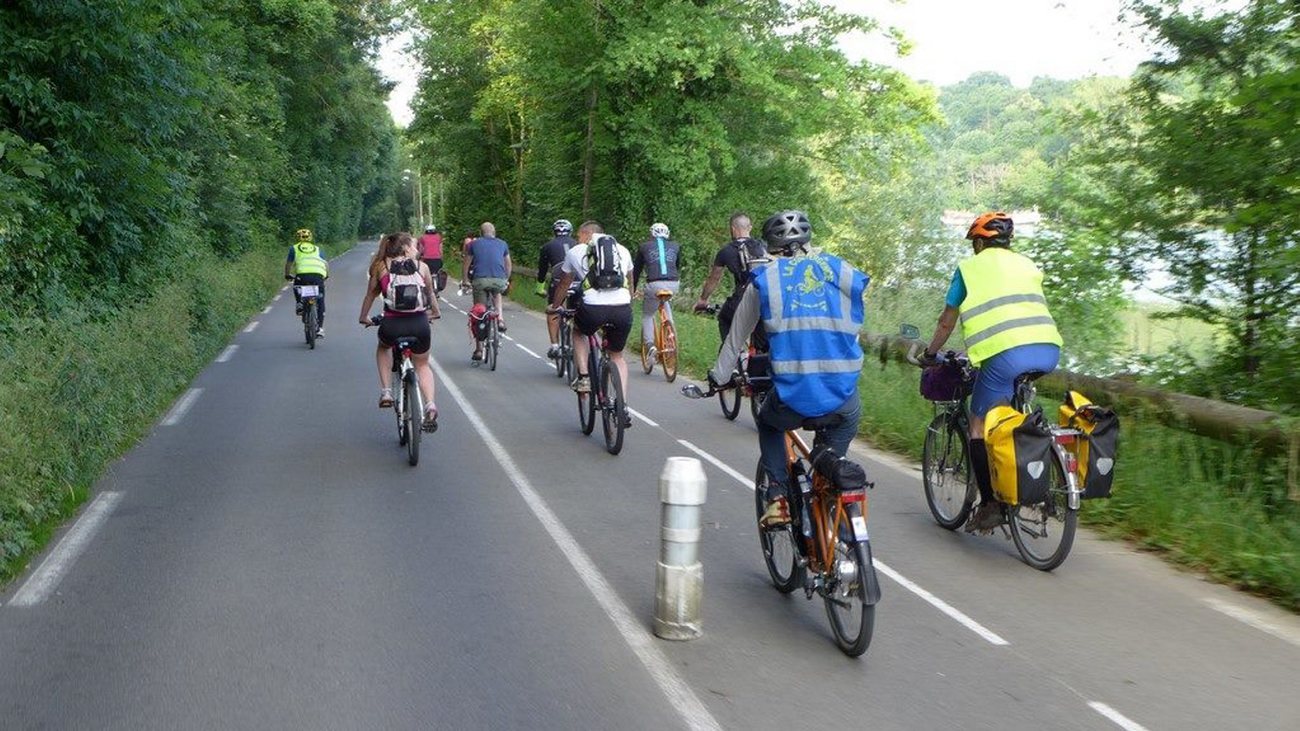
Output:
top-left (632, 222), bottom-right (682, 354)
top-left (920, 211), bottom-right (1062, 532)
top-left (419, 224), bottom-right (443, 280)
top-left (547, 220), bottom-right (634, 427)
top-left (284, 228), bottom-right (328, 338)
top-left (462, 222), bottom-right (513, 361)
top-left (694, 213), bottom-right (768, 348)
top-left (536, 219), bottom-right (577, 358)
top-left (358, 231), bottom-right (438, 430)
top-left (708, 210), bottom-right (869, 527)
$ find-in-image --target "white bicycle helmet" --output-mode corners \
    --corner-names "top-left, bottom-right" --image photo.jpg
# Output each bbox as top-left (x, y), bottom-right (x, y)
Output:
top-left (650, 222), bottom-right (670, 239)
top-left (553, 219), bottom-right (573, 236)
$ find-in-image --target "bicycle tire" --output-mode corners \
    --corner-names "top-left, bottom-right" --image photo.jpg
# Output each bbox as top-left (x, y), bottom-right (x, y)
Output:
top-left (824, 539), bottom-right (876, 657)
top-left (305, 302), bottom-right (317, 349)
top-left (487, 317), bottom-right (499, 371)
top-left (579, 348), bottom-right (597, 435)
top-left (640, 336), bottom-right (654, 375)
top-left (395, 377), bottom-right (408, 446)
top-left (718, 386), bottom-right (741, 420)
top-left (555, 322), bottom-right (570, 378)
top-left (405, 372), bottom-right (421, 466)
top-left (601, 360), bottom-right (625, 455)
top-left (753, 461), bottom-right (799, 593)
top-left (660, 320), bottom-right (678, 383)
top-left (1008, 453), bottom-right (1077, 570)
top-left (922, 413), bottom-right (974, 530)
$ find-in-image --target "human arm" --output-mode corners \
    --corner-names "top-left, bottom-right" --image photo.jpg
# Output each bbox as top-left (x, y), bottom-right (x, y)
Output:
top-left (694, 265), bottom-right (726, 311)
top-left (709, 286), bottom-right (760, 384)
top-left (462, 245), bottom-right (473, 284)
top-left (925, 270), bottom-right (966, 357)
top-left (504, 252), bottom-right (513, 281)
top-left (359, 271), bottom-right (382, 325)
top-left (548, 272), bottom-right (575, 312)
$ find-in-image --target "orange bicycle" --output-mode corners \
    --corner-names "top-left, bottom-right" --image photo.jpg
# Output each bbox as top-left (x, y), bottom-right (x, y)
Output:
top-left (682, 382), bottom-right (882, 656)
top-left (640, 289), bottom-right (678, 382)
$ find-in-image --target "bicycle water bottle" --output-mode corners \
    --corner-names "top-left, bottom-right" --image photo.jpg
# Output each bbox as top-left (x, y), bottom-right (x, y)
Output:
top-left (795, 466), bottom-right (814, 542)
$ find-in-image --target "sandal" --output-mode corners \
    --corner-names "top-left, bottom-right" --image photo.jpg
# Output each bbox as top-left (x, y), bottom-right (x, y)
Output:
top-left (422, 406), bottom-right (438, 432)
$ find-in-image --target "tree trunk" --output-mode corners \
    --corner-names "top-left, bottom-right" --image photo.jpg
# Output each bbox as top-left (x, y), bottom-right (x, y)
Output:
top-left (581, 84), bottom-right (598, 220)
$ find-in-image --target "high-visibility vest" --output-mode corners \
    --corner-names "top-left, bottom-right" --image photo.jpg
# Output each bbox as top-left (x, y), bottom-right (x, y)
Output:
top-left (752, 252), bottom-right (868, 417)
top-left (291, 242), bottom-right (328, 277)
top-left (956, 247), bottom-right (1062, 366)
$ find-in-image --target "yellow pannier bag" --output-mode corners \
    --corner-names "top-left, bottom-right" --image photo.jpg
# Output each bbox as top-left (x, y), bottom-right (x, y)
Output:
top-left (984, 405), bottom-right (1054, 506)
top-left (1058, 391), bottom-right (1119, 499)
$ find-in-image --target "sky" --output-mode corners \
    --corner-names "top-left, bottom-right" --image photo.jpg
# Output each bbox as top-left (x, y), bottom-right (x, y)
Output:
top-left (377, 0), bottom-right (1157, 126)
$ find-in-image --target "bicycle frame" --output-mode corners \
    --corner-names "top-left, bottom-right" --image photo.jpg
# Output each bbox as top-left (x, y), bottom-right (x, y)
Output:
top-left (783, 431), bottom-right (872, 575)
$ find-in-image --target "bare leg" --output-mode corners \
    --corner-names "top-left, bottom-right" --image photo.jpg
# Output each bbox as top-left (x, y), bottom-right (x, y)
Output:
top-left (411, 351), bottom-right (436, 409)
top-left (610, 351), bottom-right (629, 403)
top-left (573, 331), bottom-right (590, 376)
top-left (547, 312), bottom-right (559, 345)
top-left (376, 344), bottom-right (393, 390)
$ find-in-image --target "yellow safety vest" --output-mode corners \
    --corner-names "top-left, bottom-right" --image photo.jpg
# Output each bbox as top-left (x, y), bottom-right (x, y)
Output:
top-left (291, 242), bottom-right (328, 277)
top-left (956, 247), bottom-right (1062, 366)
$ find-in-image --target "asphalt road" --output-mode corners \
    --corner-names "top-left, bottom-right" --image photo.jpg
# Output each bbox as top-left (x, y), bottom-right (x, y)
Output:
top-left (2, 243), bottom-right (1297, 730)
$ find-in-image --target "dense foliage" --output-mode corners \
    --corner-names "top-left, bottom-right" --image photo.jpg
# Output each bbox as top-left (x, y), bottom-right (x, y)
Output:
top-left (0, 0), bottom-right (403, 324)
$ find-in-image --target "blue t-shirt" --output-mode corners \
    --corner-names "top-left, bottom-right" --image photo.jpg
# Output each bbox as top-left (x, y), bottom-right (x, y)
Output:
top-left (945, 269), bottom-right (966, 308)
top-left (468, 237), bottom-right (510, 279)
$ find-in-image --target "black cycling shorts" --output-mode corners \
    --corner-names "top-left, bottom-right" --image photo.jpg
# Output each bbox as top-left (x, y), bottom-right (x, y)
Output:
top-left (422, 257), bottom-right (443, 275)
top-left (574, 302), bottom-right (632, 352)
top-left (378, 314), bottom-right (431, 354)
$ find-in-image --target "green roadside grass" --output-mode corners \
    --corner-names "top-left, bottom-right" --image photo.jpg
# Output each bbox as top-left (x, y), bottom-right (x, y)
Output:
top-left (504, 275), bottom-right (1300, 611)
top-left (0, 247), bottom-right (287, 582)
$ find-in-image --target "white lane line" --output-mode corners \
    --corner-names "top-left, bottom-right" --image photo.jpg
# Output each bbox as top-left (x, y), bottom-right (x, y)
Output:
top-left (280, 284), bottom-right (289, 292)
top-left (162, 388), bottom-right (203, 426)
top-left (515, 343), bottom-right (542, 359)
top-left (243, 321), bottom-right (260, 333)
top-left (9, 492), bottom-right (124, 607)
top-left (677, 440), bottom-right (752, 488)
top-left (273, 294), bottom-right (282, 302)
top-left (429, 357), bottom-right (722, 731)
top-left (262, 305), bottom-right (272, 314)
top-left (503, 334), bottom-right (516, 342)
top-left (628, 408), bottom-right (659, 427)
top-left (1088, 702), bottom-right (1150, 731)
top-left (874, 560), bottom-right (1008, 645)
top-left (1203, 597), bottom-right (1300, 648)
top-left (216, 345), bottom-right (239, 363)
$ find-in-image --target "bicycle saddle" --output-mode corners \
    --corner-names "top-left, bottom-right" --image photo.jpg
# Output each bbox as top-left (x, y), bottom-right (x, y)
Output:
top-left (801, 413), bottom-right (845, 431)
top-left (394, 336), bottom-right (419, 351)
top-left (655, 289), bottom-right (674, 299)
top-left (1015, 370), bottom-right (1049, 386)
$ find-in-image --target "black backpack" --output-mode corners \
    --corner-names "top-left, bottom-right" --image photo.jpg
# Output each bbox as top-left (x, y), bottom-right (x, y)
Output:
top-left (584, 235), bottom-right (625, 291)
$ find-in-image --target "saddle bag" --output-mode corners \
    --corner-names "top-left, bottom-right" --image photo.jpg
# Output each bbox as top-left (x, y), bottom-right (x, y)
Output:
top-left (467, 304), bottom-right (491, 341)
top-left (1058, 391), bottom-right (1119, 499)
top-left (984, 406), bottom-right (1054, 506)
top-left (810, 445), bottom-right (869, 492)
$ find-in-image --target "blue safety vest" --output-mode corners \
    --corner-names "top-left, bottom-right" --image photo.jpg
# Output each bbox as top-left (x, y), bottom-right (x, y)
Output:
top-left (751, 252), bottom-right (868, 416)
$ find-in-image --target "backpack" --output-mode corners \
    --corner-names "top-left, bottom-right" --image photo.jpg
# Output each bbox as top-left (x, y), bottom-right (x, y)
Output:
top-left (736, 237), bottom-right (767, 273)
top-left (384, 258), bottom-right (427, 312)
top-left (584, 235), bottom-right (626, 291)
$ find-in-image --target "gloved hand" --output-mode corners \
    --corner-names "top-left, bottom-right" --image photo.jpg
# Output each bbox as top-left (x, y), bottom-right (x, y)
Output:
top-left (534, 282), bottom-right (547, 297)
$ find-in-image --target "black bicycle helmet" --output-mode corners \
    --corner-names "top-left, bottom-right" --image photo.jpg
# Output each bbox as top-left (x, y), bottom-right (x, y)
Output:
top-left (761, 210), bottom-right (812, 254)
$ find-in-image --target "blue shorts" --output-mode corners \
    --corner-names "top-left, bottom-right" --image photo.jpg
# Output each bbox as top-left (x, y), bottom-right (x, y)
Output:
top-left (970, 343), bottom-right (1061, 416)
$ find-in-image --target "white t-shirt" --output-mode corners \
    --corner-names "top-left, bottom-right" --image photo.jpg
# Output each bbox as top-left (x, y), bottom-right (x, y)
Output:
top-left (561, 236), bottom-right (634, 306)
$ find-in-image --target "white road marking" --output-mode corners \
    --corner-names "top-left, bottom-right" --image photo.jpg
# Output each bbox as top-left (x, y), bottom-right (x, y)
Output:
top-left (216, 345), bottom-right (239, 363)
top-left (430, 357), bottom-right (722, 731)
top-left (628, 408), bottom-right (658, 427)
top-left (1203, 597), bottom-right (1300, 648)
top-left (161, 388), bottom-right (203, 426)
top-left (273, 294), bottom-right (282, 302)
top-left (262, 305), bottom-right (272, 314)
top-left (515, 343), bottom-right (542, 359)
top-left (243, 321), bottom-right (259, 333)
top-left (1088, 702), bottom-right (1150, 731)
top-left (9, 492), bottom-right (124, 607)
top-left (503, 334), bottom-right (515, 342)
top-left (874, 560), bottom-right (1009, 645)
top-left (677, 440), bottom-right (752, 488)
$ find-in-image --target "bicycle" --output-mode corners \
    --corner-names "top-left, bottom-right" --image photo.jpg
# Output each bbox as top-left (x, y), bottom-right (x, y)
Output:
top-left (296, 283), bottom-right (321, 349)
top-left (697, 304), bottom-right (771, 424)
top-left (470, 285), bottom-right (503, 371)
top-left (682, 381), bottom-right (881, 656)
top-left (368, 315), bottom-right (426, 466)
top-left (561, 309), bottom-right (626, 455)
top-left (900, 325), bottom-right (1082, 571)
top-left (551, 306), bottom-right (574, 381)
top-left (640, 289), bottom-right (678, 382)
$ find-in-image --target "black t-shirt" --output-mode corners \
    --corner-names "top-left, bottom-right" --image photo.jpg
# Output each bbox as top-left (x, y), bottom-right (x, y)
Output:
top-left (537, 235), bottom-right (577, 280)
top-left (714, 237), bottom-right (766, 301)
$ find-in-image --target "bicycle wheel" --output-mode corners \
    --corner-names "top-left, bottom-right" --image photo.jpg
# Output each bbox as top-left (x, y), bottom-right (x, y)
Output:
top-left (555, 322), bottom-right (570, 378)
top-left (305, 302), bottom-right (317, 349)
top-left (660, 320), bottom-right (678, 383)
top-left (1008, 453), bottom-right (1077, 570)
top-left (718, 386), bottom-right (741, 420)
top-left (487, 318), bottom-right (499, 371)
top-left (922, 413), bottom-right (974, 530)
top-left (824, 539), bottom-right (876, 657)
top-left (578, 349), bottom-right (597, 435)
top-left (404, 373), bottom-right (421, 466)
top-left (640, 333), bottom-right (654, 375)
top-left (600, 360), bottom-right (625, 455)
top-left (753, 461), bottom-right (799, 593)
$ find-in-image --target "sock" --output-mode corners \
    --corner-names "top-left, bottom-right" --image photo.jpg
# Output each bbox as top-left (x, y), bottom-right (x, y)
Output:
top-left (968, 438), bottom-right (994, 504)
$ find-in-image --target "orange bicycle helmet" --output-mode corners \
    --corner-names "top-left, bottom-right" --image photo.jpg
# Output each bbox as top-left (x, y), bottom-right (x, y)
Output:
top-left (965, 212), bottom-right (1013, 242)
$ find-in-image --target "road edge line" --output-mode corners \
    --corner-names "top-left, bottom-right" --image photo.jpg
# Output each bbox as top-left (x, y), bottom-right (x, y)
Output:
top-left (161, 387), bottom-right (203, 426)
top-left (1087, 702), bottom-right (1150, 731)
top-left (9, 492), bottom-right (124, 607)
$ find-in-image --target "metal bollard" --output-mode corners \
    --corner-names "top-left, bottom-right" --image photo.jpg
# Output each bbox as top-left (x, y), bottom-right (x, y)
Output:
top-left (654, 456), bottom-right (707, 640)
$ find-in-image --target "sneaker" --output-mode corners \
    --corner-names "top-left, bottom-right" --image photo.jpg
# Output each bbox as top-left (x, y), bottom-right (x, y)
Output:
top-left (315, 327), bottom-right (324, 339)
top-left (498, 321), bottom-right (507, 333)
top-left (378, 388), bottom-right (394, 408)
top-left (965, 502), bottom-right (1004, 534)
top-left (471, 350), bottom-right (483, 362)
top-left (758, 496), bottom-right (791, 528)
top-left (571, 375), bottom-right (591, 393)
top-left (295, 303), bottom-right (303, 315)
top-left (621, 410), bottom-right (633, 429)
top-left (546, 344), bottom-right (560, 359)
top-left (422, 406), bottom-right (438, 432)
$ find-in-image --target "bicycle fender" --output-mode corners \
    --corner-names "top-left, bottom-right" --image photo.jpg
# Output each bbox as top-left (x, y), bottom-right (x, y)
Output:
top-left (856, 540), bottom-right (883, 606)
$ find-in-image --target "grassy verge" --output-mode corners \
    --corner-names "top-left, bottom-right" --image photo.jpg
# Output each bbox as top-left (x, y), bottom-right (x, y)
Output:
top-left (504, 275), bottom-right (1299, 610)
top-left (0, 248), bottom-right (284, 581)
